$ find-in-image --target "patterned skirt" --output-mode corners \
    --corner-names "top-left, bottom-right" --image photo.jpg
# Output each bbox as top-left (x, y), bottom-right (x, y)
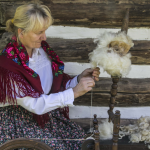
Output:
top-left (0, 106), bottom-right (85, 150)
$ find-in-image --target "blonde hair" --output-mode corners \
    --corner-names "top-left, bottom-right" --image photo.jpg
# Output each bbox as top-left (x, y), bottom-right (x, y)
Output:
top-left (6, 3), bottom-right (53, 43)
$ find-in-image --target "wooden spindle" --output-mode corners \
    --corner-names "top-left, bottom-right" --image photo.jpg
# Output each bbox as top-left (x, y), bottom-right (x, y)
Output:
top-left (108, 77), bottom-right (119, 122)
top-left (94, 125), bottom-right (100, 150)
top-left (93, 114), bottom-right (98, 130)
top-left (121, 8), bottom-right (129, 34)
top-left (112, 110), bottom-right (120, 150)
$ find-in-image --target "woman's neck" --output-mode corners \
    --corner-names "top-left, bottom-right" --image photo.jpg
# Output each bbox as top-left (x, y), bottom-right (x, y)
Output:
top-left (20, 39), bottom-right (33, 58)
top-left (25, 46), bottom-right (33, 58)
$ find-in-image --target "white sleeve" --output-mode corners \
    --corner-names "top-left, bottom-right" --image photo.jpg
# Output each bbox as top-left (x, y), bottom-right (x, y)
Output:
top-left (66, 75), bottom-right (78, 89)
top-left (0, 88), bottom-right (75, 115)
top-left (17, 88), bottom-right (74, 115)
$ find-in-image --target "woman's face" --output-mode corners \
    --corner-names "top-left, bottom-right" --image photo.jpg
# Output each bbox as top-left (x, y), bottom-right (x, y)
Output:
top-left (19, 28), bottom-right (47, 50)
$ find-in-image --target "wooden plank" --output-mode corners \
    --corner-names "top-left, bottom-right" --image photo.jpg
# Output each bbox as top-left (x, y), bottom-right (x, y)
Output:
top-left (46, 38), bottom-right (150, 65)
top-left (74, 77), bottom-right (150, 106)
top-left (71, 77), bottom-right (150, 106)
top-left (1, 0), bottom-right (150, 28)
top-left (74, 92), bottom-right (150, 107)
top-left (1, 33), bottom-right (150, 64)
top-left (93, 78), bottom-right (150, 94)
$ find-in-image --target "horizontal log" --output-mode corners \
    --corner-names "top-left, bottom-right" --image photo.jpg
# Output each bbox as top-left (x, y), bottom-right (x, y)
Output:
top-left (74, 92), bottom-right (150, 107)
top-left (1, 33), bottom-right (150, 64)
top-left (1, 0), bottom-right (150, 28)
top-left (94, 78), bottom-right (150, 94)
top-left (74, 77), bottom-right (150, 106)
top-left (46, 38), bottom-right (150, 65)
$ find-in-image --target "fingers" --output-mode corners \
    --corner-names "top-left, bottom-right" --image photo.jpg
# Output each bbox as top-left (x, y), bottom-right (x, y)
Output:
top-left (81, 77), bottom-right (95, 83)
top-left (92, 67), bottom-right (100, 81)
top-left (73, 76), bottom-right (95, 98)
top-left (87, 86), bottom-right (93, 91)
top-left (94, 76), bottom-right (99, 81)
top-left (87, 82), bottom-right (95, 87)
top-left (85, 68), bottom-right (95, 73)
top-left (80, 77), bottom-right (95, 88)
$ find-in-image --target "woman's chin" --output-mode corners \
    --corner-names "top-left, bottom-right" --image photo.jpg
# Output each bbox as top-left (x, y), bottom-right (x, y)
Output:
top-left (36, 43), bottom-right (41, 48)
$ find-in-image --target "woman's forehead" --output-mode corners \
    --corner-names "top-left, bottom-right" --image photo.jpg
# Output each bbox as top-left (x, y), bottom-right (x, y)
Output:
top-left (33, 26), bottom-right (48, 33)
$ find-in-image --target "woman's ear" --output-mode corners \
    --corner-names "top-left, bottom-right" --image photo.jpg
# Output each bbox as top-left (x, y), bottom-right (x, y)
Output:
top-left (18, 28), bottom-right (23, 39)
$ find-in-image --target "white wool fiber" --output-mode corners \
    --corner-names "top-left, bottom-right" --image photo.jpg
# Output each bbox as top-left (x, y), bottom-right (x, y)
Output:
top-left (98, 119), bottom-right (113, 140)
top-left (120, 116), bottom-right (150, 149)
top-left (89, 31), bottom-right (134, 77)
top-left (89, 119), bottom-right (114, 140)
top-left (88, 116), bottom-right (150, 149)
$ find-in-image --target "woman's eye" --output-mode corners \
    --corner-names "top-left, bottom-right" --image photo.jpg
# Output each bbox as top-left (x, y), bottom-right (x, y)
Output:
top-left (36, 31), bottom-right (43, 35)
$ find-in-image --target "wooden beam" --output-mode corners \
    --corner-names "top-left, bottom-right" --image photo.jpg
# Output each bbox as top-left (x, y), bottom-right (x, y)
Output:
top-left (1, 0), bottom-right (150, 28)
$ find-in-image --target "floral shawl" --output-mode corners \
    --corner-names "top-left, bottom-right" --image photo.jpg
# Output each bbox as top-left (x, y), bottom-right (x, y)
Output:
top-left (0, 36), bottom-right (72, 128)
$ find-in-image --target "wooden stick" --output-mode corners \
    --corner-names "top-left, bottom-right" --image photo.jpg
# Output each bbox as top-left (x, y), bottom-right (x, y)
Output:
top-left (94, 125), bottom-right (100, 150)
top-left (112, 110), bottom-right (120, 150)
top-left (108, 77), bottom-right (120, 122)
top-left (121, 8), bottom-right (129, 34)
top-left (93, 114), bottom-right (98, 130)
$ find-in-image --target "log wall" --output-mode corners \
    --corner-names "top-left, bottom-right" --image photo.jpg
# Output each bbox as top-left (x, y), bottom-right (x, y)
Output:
top-left (0, 0), bottom-right (150, 110)
top-left (1, 0), bottom-right (150, 28)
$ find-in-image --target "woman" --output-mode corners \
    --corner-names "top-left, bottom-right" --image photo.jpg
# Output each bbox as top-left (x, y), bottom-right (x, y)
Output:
top-left (0, 3), bottom-right (100, 150)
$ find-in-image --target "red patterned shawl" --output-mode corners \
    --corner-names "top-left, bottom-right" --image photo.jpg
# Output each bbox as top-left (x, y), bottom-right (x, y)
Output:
top-left (0, 36), bottom-right (72, 128)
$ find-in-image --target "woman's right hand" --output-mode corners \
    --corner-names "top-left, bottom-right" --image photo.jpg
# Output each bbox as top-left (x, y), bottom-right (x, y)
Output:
top-left (72, 77), bottom-right (95, 99)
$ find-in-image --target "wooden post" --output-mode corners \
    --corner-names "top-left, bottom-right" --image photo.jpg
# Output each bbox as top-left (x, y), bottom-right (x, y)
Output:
top-left (93, 114), bottom-right (98, 130)
top-left (108, 77), bottom-right (119, 122)
top-left (121, 8), bottom-right (129, 34)
top-left (94, 125), bottom-right (100, 150)
top-left (112, 110), bottom-right (120, 150)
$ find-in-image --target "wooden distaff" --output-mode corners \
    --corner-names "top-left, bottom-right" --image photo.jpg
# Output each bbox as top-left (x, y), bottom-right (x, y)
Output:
top-left (108, 8), bottom-right (129, 150)
top-left (108, 7), bottom-right (129, 123)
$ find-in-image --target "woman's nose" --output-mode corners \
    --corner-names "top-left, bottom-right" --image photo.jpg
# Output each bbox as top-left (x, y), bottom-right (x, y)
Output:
top-left (41, 32), bottom-right (46, 41)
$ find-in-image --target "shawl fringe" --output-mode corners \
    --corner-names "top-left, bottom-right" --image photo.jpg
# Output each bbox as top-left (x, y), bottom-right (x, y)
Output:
top-left (0, 66), bottom-right (41, 105)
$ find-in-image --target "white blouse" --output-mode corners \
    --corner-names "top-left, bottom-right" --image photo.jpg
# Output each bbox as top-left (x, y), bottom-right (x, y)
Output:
top-left (0, 47), bottom-right (78, 115)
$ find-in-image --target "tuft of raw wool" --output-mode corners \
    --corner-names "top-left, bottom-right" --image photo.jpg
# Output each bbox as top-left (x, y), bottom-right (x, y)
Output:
top-left (120, 116), bottom-right (150, 149)
top-left (98, 119), bottom-right (114, 140)
top-left (89, 31), bottom-right (134, 77)
top-left (89, 119), bottom-right (114, 140)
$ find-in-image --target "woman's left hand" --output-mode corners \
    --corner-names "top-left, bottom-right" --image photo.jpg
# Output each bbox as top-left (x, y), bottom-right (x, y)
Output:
top-left (77, 67), bottom-right (100, 82)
